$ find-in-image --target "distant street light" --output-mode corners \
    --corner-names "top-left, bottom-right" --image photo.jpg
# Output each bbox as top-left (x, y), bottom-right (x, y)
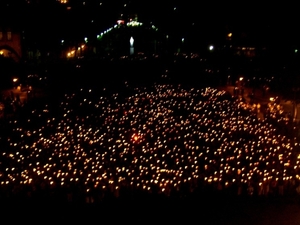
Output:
top-left (12, 78), bottom-right (18, 89)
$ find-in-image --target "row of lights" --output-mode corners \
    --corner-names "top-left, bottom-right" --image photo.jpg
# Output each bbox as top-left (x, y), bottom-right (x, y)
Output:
top-left (58, 19), bottom-right (218, 56)
top-left (66, 45), bottom-right (85, 58)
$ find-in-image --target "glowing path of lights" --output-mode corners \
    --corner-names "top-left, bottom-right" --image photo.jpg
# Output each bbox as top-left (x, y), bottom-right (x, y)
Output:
top-left (0, 83), bottom-right (299, 196)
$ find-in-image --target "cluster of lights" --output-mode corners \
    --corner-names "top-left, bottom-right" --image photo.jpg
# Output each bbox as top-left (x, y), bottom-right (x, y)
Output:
top-left (60, 13), bottom-right (158, 55)
top-left (96, 21), bottom-right (154, 41)
top-left (127, 21), bottom-right (143, 27)
top-left (66, 45), bottom-right (85, 58)
top-left (0, 83), bottom-right (299, 198)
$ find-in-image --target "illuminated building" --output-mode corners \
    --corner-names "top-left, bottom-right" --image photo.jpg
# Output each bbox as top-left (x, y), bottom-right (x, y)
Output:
top-left (0, 27), bottom-right (22, 62)
top-left (222, 31), bottom-right (266, 58)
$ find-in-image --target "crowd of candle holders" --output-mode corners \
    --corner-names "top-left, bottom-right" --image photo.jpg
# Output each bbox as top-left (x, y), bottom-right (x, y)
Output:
top-left (1, 82), bottom-right (300, 204)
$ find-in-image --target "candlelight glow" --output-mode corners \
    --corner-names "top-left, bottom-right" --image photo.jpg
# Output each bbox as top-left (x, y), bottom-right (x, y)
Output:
top-left (0, 82), bottom-right (298, 201)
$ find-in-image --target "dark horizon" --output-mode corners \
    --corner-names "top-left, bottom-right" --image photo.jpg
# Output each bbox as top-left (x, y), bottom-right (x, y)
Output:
top-left (1, 1), bottom-right (300, 48)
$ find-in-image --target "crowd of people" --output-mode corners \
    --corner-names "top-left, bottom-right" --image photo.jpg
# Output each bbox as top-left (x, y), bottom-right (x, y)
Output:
top-left (0, 81), bottom-right (300, 204)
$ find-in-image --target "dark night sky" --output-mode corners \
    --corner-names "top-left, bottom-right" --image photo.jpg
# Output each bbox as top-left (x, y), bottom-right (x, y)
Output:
top-left (1, 1), bottom-right (300, 47)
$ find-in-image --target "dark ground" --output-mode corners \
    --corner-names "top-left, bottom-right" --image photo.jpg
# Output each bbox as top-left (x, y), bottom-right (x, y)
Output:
top-left (1, 194), bottom-right (300, 225)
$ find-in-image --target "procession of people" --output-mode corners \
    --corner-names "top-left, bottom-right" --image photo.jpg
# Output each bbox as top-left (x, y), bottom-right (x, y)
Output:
top-left (1, 80), bottom-right (300, 204)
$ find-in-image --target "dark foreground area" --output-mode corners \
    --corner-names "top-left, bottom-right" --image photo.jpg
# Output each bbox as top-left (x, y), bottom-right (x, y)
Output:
top-left (2, 194), bottom-right (300, 225)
